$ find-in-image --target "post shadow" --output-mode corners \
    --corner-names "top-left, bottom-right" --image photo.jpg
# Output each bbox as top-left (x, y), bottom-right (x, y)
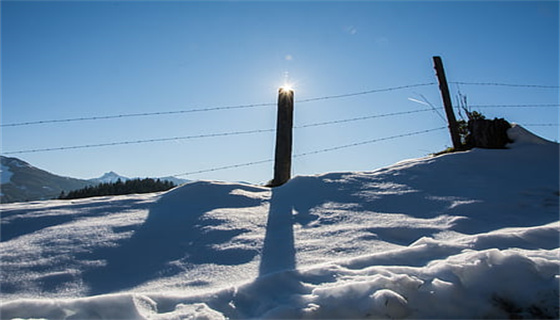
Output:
top-left (259, 188), bottom-right (296, 276)
top-left (82, 182), bottom-right (263, 295)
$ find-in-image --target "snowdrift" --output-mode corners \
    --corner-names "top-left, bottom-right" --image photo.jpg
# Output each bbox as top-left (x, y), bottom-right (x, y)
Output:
top-left (1, 124), bottom-right (558, 319)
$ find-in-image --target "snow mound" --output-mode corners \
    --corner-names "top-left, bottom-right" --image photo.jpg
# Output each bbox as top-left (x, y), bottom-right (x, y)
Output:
top-left (1, 126), bottom-right (558, 319)
top-left (508, 123), bottom-right (557, 146)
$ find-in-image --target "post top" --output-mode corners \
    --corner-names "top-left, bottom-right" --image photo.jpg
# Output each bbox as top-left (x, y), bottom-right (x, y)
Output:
top-left (279, 85), bottom-right (294, 93)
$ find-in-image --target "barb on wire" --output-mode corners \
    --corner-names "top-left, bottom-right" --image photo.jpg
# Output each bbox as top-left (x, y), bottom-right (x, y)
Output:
top-left (449, 82), bottom-right (559, 89)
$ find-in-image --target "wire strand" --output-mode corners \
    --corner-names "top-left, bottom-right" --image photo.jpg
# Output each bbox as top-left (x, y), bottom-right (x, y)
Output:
top-left (296, 83), bottom-right (437, 103)
top-left (0, 102), bottom-right (276, 128)
top-left (3, 108), bottom-right (439, 155)
top-left (1, 82), bottom-right (437, 128)
top-left (293, 127), bottom-right (447, 158)
top-left (2, 129), bottom-right (275, 155)
top-left (172, 159), bottom-right (274, 177)
top-left (171, 126), bottom-right (447, 178)
top-left (3, 82), bottom-right (557, 128)
top-left (470, 104), bottom-right (560, 108)
top-left (294, 108), bottom-right (433, 129)
top-left (449, 81), bottom-right (560, 89)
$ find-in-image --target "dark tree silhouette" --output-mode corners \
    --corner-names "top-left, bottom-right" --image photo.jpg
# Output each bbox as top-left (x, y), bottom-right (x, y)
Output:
top-left (60, 178), bottom-right (176, 200)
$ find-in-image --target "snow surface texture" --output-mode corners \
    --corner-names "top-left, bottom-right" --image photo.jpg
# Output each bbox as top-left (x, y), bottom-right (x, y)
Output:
top-left (0, 164), bottom-right (14, 184)
top-left (1, 124), bottom-right (559, 319)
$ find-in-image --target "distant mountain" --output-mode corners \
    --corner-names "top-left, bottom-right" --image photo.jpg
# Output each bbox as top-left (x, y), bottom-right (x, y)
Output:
top-left (0, 157), bottom-right (191, 203)
top-left (0, 156), bottom-right (91, 203)
top-left (89, 172), bottom-right (189, 186)
top-left (88, 171), bottom-right (130, 184)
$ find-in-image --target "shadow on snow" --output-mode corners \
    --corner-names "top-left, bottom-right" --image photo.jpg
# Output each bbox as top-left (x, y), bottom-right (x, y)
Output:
top-left (259, 188), bottom-right (296, 276)
top-left (0, 197), bottom-right (154, 242)
top-left (83, 181), bottom-right (264, 295)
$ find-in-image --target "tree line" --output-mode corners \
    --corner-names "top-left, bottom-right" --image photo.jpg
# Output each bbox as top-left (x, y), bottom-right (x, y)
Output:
top-left (59, 178), bottom-right (176, 200)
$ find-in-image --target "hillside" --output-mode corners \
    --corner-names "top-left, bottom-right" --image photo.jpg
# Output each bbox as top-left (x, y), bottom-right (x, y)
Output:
top-left (0, 156), bottom-right (91, 203)
top-left (0, 157), bottom-right (190, 203)
top-left (0, 124), bottom-right (558, 319)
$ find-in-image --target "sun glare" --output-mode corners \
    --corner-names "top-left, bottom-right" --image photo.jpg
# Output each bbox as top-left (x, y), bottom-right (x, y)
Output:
top-left (280, 83), bottom-right (294, 93)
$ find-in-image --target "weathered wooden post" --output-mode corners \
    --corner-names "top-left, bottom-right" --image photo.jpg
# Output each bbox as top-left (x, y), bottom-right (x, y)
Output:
top-left (268, 86), bottom-right (294, 187)
top-left (433, 56), bottom-right (462, 150)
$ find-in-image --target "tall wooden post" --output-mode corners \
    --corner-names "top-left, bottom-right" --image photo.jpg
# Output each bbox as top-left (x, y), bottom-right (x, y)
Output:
top-left (433, 56), bottom-right (462, 150)
top-left (269, 87), bottom-right (294, 187)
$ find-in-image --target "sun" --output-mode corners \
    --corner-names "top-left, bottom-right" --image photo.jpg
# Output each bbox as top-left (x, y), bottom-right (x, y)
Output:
top-left (279, 83), bottom-right (294, 93)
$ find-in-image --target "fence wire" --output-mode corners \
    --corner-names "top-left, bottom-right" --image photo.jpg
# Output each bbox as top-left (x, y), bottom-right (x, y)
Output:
top-left (2, 79), bottom-right (557, 179)
top-left (471, 104), bottom-right (560, 108)
top-left (171, 126), bottom-right (447, 178)
top-left (3, 108), bottom-right (435, 155)
top-left (449, 82), bottom-right (560, 89)
top-left (1, 82), bottom-right (437, 128)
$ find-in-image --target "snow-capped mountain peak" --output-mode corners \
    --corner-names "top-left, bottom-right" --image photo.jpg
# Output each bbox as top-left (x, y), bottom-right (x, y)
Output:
top-left (89, 171), bottom-right (130, 184)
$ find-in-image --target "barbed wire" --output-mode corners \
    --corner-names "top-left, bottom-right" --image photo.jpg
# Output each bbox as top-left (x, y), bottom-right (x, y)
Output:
top-left (296, 82), bottom-right (437, 103)
top-left (4, 101), bottom-right (556, 155)
top-left (2, 108), bottom-right (435, 155)
top-left (171, 127), bottom-right (447, 178)
top-left (293, 127), bottom-right (447, 158)
top-left (172, 159), bottom-right (274, 177)
top-left (449, 81), bottom-right (559, 89)
top-left (0, 82), bottom-right (437, 128)
top-left (3, 79), bottom-right (557, 179)
top-left (294, 108), bottom-right (433, 129)
top-left (0, 102), bottom-right (276, 128)
top-left (521, 123), bottom-right (559, 127)
top-left (2, 81), bottom-right (558, 129)
top-left (2, 128), bottom-right (275, 155)
top-left (470, 104), bottom-right (560, 108)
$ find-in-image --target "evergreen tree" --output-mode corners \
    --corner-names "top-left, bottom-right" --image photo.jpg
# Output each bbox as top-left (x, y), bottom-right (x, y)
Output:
top-left (60, 178), bottom-right (176, 200)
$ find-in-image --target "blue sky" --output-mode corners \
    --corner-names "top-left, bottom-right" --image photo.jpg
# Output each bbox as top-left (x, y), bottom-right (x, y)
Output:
top-left (1, 0), bottom-right (558, 184)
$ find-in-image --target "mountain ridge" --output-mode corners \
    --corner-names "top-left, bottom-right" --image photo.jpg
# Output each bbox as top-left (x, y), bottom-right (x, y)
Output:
top-left (0, 156), bottom-right (91, 203)
top-left (0, 157), bottom-right (189, 203)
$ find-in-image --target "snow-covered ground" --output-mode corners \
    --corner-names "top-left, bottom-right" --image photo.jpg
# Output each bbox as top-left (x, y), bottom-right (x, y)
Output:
top-left (0, 164), bottom-right (14, 184)
top-left (1, 124), bottom-right (558, 319)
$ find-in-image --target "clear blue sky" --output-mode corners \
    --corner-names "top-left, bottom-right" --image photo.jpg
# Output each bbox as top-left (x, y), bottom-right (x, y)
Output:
top-left (2, 0), bottom-right (558, 184)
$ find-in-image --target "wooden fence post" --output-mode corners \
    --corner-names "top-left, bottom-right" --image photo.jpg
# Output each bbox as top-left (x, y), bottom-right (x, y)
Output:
top-left (268, 86), bottom-right (294, 187)
top-left (433, 56), bottom-right (462, 150)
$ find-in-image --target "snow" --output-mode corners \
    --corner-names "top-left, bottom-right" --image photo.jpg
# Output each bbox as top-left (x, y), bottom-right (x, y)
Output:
top-left (507, 123), bottom-right (557, 146)
top-left (1, 125), bottom-right (558, 319)
top-left (1, 163), bottom-right (14, 184)
top-left (90, 171), bottom-right (130, 184)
